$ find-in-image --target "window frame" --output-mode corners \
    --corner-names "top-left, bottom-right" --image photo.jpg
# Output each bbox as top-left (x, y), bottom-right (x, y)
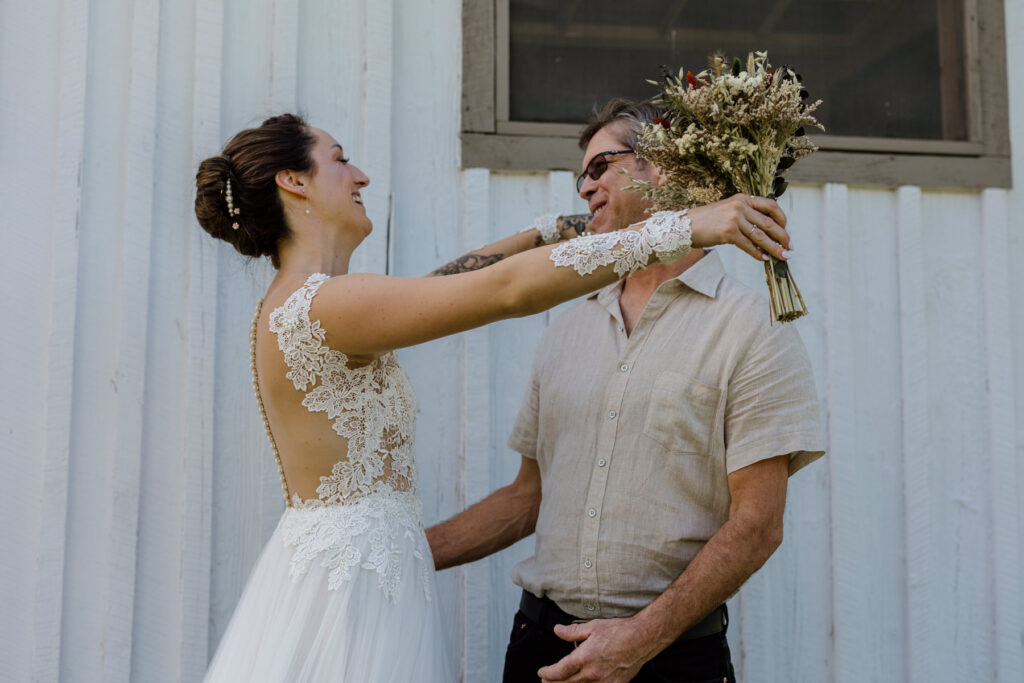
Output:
top-left (461, 0), bottom-right (1011, 189)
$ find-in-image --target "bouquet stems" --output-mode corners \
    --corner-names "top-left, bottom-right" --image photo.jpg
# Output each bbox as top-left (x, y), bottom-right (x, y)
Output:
top-left (762, 191), bottom-right (807, 323)
top-left (763, 256), bottom-right (808, 323)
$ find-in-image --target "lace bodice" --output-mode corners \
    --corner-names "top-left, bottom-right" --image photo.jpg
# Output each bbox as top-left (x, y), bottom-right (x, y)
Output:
top-left (265, 273), bottom-right (419, 507)
top-left (253, 274), bottom-right (432, 600)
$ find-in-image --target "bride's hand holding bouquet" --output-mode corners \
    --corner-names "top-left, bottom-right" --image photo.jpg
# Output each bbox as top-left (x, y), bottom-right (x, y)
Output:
top-left (632, 51), bottom-right (823, 323)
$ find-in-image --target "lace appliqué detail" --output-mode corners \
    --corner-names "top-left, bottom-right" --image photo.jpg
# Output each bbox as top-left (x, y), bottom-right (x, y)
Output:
top-left (279, 491), bottom-right (433, 602)
top-left (267, 274), bottom-right (417, 504)
top-left (549, 209), bottom-right (691, 277)
top-left (266, 273), bottom-right (427, 600)
top-left (522, 213), bottom-right (560, 244)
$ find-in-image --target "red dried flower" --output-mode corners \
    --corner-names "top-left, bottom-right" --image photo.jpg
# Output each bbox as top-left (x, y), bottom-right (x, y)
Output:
top-left (653, 117), bottom-right (663, 124)
top-left (686, 71), bottom-right (699, 90)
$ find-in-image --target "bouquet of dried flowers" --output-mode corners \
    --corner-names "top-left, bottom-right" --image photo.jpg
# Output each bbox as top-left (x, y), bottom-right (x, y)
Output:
top-left (633, 51), bottom-right (823, 323)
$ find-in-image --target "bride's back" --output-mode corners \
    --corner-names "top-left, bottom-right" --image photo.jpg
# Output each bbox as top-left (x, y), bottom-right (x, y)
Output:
top-left (253, 274), bottom-right (417, 505)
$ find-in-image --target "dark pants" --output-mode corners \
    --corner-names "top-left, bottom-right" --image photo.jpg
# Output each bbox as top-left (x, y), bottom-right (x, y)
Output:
top-left (502, 600), bottom-right (736, 683)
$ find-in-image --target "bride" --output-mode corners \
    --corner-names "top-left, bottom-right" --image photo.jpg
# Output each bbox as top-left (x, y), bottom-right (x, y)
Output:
top-left (194, 114), bottom-right (790, 681)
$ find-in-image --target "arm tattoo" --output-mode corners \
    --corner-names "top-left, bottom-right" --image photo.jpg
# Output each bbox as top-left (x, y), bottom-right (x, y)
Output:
top-left (429, 252), bottom-right (504, 276)
top-left (558, 214), bottom-right (591, 238)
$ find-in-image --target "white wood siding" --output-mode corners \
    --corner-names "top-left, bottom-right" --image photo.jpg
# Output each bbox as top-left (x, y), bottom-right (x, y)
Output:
top-left (1, 1), bottom-right (1021, 681)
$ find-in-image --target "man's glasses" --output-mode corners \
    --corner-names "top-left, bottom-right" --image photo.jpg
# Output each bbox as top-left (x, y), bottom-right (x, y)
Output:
top-left (576, 150), bottom-right (635, 192)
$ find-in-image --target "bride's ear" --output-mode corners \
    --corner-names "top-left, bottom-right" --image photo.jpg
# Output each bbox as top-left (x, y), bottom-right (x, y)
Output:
top-left (275, 169), bottom-right (307, 199)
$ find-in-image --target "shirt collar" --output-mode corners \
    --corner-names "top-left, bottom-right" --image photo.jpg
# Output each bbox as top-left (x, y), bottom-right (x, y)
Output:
top-left (675, 249), bottom-right (725, 299)
top-left (590, 248), bottom-right (726, 306)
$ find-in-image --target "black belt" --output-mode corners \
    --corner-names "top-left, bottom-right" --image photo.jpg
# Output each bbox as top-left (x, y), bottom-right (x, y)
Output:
top-left (519, 590), bottom-right (727, 641)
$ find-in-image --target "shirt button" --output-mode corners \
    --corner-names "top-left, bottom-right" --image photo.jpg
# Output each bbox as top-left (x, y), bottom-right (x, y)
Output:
top-left (608, 410), bottom-right (616, 419)
top-left (619, 363), bottom-right (629, 372)
top-left (617, 324), bottom-right (624, 332)
top-left (584, 560), bottom-right (592, 568)
top-left (587, 508), bottom-right (596, 517)
top-left (597, 459), bottom-right (607, 467)
top-left (585, 603), bottom-right (596, 611)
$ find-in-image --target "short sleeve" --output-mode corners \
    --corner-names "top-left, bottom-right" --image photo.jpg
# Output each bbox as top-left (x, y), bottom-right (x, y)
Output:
top-left (507, 355), bottom-right (542, 460)
top-left (724, 322), bottom-right (825, 476)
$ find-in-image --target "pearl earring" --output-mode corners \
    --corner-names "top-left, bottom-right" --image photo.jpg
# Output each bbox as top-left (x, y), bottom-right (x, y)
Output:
top-left (305, 207), bottom-right (311, 215)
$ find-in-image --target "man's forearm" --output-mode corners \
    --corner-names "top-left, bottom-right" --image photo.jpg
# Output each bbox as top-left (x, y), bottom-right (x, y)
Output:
top-left (426, 214), bottom-right (590, 276)
top-left (632, 508), bottom-right (782, 650)
top-left (426, 482), bottom-right (539, 570)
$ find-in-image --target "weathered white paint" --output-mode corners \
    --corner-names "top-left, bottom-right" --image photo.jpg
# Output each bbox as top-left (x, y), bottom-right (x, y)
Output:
top-left (2, 1), bottom-right (1023, 682)
top-left (897, 185), bottom-right (939, 683)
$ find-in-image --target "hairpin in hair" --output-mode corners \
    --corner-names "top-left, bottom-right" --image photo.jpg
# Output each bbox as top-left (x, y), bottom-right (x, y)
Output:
top-left (225, 178), bottom-right (241, 229)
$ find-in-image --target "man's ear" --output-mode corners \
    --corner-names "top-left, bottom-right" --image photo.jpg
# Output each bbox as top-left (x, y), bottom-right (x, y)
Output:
top-left (275, 169), bottom-right (306, 199)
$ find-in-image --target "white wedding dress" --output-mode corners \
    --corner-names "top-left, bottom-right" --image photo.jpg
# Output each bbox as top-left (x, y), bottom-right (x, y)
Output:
top-left (205, 274), bottom-right (454, 682)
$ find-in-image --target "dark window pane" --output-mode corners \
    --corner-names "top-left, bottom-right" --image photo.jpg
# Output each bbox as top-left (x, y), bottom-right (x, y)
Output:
top-left (509, 0), bottom-right (966, 140)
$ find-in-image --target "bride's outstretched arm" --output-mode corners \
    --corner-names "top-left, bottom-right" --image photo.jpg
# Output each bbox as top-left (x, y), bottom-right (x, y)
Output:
top-left (426, 214), bottom-right (591, 276)
top-left (315, 195), bottom-right (788, 356)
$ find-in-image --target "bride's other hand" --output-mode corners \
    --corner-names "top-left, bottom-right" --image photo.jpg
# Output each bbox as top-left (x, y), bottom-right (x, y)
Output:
top-left (687, 194), bottom-right (791, 262)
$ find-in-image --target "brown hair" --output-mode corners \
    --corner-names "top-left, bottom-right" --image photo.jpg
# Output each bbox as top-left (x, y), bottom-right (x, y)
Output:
top-left (578, 97), bottom-right (665, 154)
top-left (194, 113), bottom-right (317, 268)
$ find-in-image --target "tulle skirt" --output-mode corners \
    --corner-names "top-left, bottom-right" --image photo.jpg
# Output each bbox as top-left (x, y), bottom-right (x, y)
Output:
top-left (204, 493), bottom-right (454, 682)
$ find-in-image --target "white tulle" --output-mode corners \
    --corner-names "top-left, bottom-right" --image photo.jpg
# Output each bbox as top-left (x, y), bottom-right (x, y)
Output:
top-left (204, 502), bottom-right (452, 682)
top-left (205, 274), bottom-right (454, 682)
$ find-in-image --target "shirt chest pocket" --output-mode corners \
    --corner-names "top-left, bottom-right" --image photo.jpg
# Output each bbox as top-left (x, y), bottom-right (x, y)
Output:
top-left (641, 371), bottom-right (722, 456)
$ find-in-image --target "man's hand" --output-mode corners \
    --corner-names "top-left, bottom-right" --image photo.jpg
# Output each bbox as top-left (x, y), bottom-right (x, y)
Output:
top-left (537, 617), bottom-right (662, 683)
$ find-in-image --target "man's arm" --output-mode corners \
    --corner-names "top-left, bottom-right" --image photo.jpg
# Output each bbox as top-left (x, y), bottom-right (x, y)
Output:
top-left (538, 455), bottom-right (789, 683)
top-left (426, 456), bottom-right (542, 570)
top-left (426, 215), bottom-right (590, 276)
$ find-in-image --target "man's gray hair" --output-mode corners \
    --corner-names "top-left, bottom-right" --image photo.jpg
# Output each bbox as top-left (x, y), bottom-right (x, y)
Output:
top-left (578, 98), bottom-right (665, 151)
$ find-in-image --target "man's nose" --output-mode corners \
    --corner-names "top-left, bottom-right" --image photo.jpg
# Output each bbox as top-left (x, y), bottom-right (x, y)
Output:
top-left (578, 175), bottom-right (596, 199)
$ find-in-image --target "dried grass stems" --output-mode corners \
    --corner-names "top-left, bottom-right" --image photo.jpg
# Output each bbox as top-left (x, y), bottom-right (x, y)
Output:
top-left (633, 51), bottom-right (823, 323)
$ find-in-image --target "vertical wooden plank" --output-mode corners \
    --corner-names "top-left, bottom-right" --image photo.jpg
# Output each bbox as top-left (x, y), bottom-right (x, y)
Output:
top-left (106, 0), bottom-right (162, 678)
top-left (822, 182), bottom-right (864, 683)
top-left (358, 0), bottom-right (393, 275)
top-left (980, 189), bottom-right (1022, 682)
top-left (208, 0), bottom-right (281, 652)
top-left (460, 167), bottom-right (492, 683)
top-left (56, 0), bottom-right (158, 678)
top-left (778, 185), bottom-right (834, 683)
top-left (897, 186), bottom-right (938, 683)
top-left (269, 0), bottom-right (298, 112)
top-left (0, 2), bottom-right (64, 679)
top-left (180, 0), bottom-right (224, 677)
top-left (1004, 4), bottom-right (1024, 679)
top-left (921, 193), bottom-right (993, 680)
top-left (15, 1), bottom-right (89, 680)
top-left (131, 0), bottom-right (202, 676)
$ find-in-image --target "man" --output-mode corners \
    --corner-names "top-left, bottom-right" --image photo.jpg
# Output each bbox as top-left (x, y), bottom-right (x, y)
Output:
top-left (426, 98), bottom-right (824, 682)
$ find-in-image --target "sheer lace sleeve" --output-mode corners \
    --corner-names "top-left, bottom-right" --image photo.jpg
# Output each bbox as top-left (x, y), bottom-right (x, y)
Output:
top-left (549, 210), bottom-right (692, 277)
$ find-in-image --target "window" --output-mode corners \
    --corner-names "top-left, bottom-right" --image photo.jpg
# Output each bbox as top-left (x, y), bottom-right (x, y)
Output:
top-left (461, 0), bottom-right (1011, 188)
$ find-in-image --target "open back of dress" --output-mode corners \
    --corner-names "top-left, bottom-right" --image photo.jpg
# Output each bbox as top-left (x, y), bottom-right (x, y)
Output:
top-left (204, 274), bottom-right (453, 682)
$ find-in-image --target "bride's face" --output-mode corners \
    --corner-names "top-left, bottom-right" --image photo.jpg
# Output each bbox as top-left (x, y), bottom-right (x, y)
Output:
top-left (304, 128), bottom-right (372, 238)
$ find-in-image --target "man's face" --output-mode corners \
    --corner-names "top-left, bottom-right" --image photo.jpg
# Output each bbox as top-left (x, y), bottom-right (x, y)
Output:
top-left (578, 123), bottom-right (659, 234)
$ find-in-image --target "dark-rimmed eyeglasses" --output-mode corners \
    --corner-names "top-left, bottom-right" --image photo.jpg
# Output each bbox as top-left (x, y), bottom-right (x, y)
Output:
top-left (576, 150), bottom-right (635, 192)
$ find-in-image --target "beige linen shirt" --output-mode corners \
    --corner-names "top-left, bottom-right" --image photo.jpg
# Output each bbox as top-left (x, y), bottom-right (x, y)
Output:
top-left (508, 249), bottom-right (825, 620)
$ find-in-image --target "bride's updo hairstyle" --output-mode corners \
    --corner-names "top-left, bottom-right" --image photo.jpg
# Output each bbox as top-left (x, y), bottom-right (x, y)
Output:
top-left (194, 113), bottom-right (317, 268)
